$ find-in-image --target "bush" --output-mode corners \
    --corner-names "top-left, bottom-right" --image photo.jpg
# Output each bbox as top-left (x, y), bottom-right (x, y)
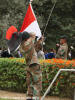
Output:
top-left (0, 58), bottom-right (26, 92)
top-left (0, 58), bottom-right (75, 98)
top-left (41, 59), bottom-right (75, 98)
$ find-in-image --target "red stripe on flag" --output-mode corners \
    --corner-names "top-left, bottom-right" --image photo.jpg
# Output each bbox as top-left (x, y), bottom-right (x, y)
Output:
top-left (20, 4), bottom-right (36, 32)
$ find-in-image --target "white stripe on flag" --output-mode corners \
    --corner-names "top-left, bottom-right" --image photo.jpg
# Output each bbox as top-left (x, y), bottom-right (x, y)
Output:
top-left (23, 20), bottom-right (42, 38)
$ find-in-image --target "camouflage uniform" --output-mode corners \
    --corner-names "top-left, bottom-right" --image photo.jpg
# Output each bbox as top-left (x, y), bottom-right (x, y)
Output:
top-left (70, 36), bottom-right (75, 59)
top-left (19, 36), bottom-right (42, 100)
top-left (56, 43), bottom-right (68, 59)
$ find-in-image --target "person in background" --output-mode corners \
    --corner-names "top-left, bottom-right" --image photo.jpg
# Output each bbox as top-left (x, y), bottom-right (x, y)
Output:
top-left (70, 35), bottom-right (75, 59)
top-left (45, 49), bottom-right (55, 59)
top-left (37, 46), bottom-right (45, 59)
top-left (1, 49), bottom-right (13, 58)
top-left (56, 36), bottom-right (68, 59)
top-left (17, 50), bottom-right (22, 58)
top-left (45, 51), bottom-right (49, 59)
top-left (48, 48), bottom-right (55, 59)
top-left (0, 47), bottom-right (2, 57)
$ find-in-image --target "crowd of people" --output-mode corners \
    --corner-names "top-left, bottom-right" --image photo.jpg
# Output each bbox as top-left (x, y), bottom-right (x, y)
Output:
top-left (0, 35), bottom-right (75, 60)
top-left (0, 48), bottom-right (12, 58)
top-left (38, 35), bottom-right (75, 60)
top-left (37, 36), bottom-right (68, 60)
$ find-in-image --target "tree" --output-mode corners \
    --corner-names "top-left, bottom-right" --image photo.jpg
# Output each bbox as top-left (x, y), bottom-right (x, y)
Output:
top-left (0, 0), bottom-right (75, 50)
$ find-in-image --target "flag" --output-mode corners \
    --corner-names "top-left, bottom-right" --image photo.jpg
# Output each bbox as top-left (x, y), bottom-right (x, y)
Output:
top-left (20, 3), bottom-right (42, 38)
top-left (6, 26), bottom-right (18, 40)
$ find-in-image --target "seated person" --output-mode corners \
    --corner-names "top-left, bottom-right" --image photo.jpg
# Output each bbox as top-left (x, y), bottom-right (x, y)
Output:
top-left (45, 49), bottom-right (55, 59)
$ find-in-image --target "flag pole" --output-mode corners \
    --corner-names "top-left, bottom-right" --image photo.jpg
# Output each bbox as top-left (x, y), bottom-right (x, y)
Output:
top-left (29, 0), bottom-right (44, 52)
top-left (43, 0), bottom-right (57, 36)
top-left (29, 0), bottom-right (33, 4)
top-left (42, 0), bottom-right (57, 51)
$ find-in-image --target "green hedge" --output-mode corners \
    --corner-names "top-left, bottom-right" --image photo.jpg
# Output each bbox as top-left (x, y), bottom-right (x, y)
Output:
top-left (42, 64), bottom-right (75, 98)
top-left (0, 58), bottom-right (75, 98)
top-left (0, 58), bottom-right (27, 92)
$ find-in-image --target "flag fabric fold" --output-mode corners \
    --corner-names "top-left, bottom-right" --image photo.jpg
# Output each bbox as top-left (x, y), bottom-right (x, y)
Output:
top-left (20, 3), bottom-right (42, 38)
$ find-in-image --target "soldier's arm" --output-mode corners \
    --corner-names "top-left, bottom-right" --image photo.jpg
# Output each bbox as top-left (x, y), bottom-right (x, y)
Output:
top-left (34, 36), bottom-right (44, 51)
top-left (30, 33), bottom-right (36, 41)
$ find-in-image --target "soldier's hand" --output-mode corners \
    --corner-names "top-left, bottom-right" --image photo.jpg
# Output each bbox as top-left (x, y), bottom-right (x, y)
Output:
top-left (56, 43), bottom-right (60, 47)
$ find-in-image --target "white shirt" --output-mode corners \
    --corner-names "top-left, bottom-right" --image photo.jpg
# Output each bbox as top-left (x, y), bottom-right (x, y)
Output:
top-left (38, 50), bottom-right (45, 59)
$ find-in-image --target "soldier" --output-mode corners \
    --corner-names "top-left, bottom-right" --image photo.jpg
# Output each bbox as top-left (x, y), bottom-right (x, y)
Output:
top-left (56, 36), bottom-right (68, 59)
top-left (70, 35), bottom-right (75, 59)
top-left (19, 32), bottom-right (43, 100)
top-left (7, 31), bottom-right (43, 100)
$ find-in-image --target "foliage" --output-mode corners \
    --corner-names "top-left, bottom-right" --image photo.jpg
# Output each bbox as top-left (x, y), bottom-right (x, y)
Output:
top-left (0, 58), bottom-right (75, 98)
top-left (0, 0), bottom-right (75, 49)
top-left (0, 99), bottom-right (15, 100)
top-left (40, 59), bottom-right (75, 97)
top-left (0, 58), bottom-right (27, 92)
top-left (40, 59), bottom-right (75, 66)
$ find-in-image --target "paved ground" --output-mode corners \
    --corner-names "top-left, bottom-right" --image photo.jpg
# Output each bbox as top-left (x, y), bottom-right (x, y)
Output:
top-left (0, 90), bottom-right (72, 100)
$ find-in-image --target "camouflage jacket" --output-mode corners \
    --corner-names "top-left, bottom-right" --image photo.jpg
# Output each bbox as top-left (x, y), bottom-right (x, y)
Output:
top-left (56, 43), bottom-right (68, 59)
top-left (19, 36), bottom-right (41, 66)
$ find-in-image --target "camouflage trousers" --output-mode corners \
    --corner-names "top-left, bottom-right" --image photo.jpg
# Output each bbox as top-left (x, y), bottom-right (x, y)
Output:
top-left (26, 63), bottom-right (42, 100)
